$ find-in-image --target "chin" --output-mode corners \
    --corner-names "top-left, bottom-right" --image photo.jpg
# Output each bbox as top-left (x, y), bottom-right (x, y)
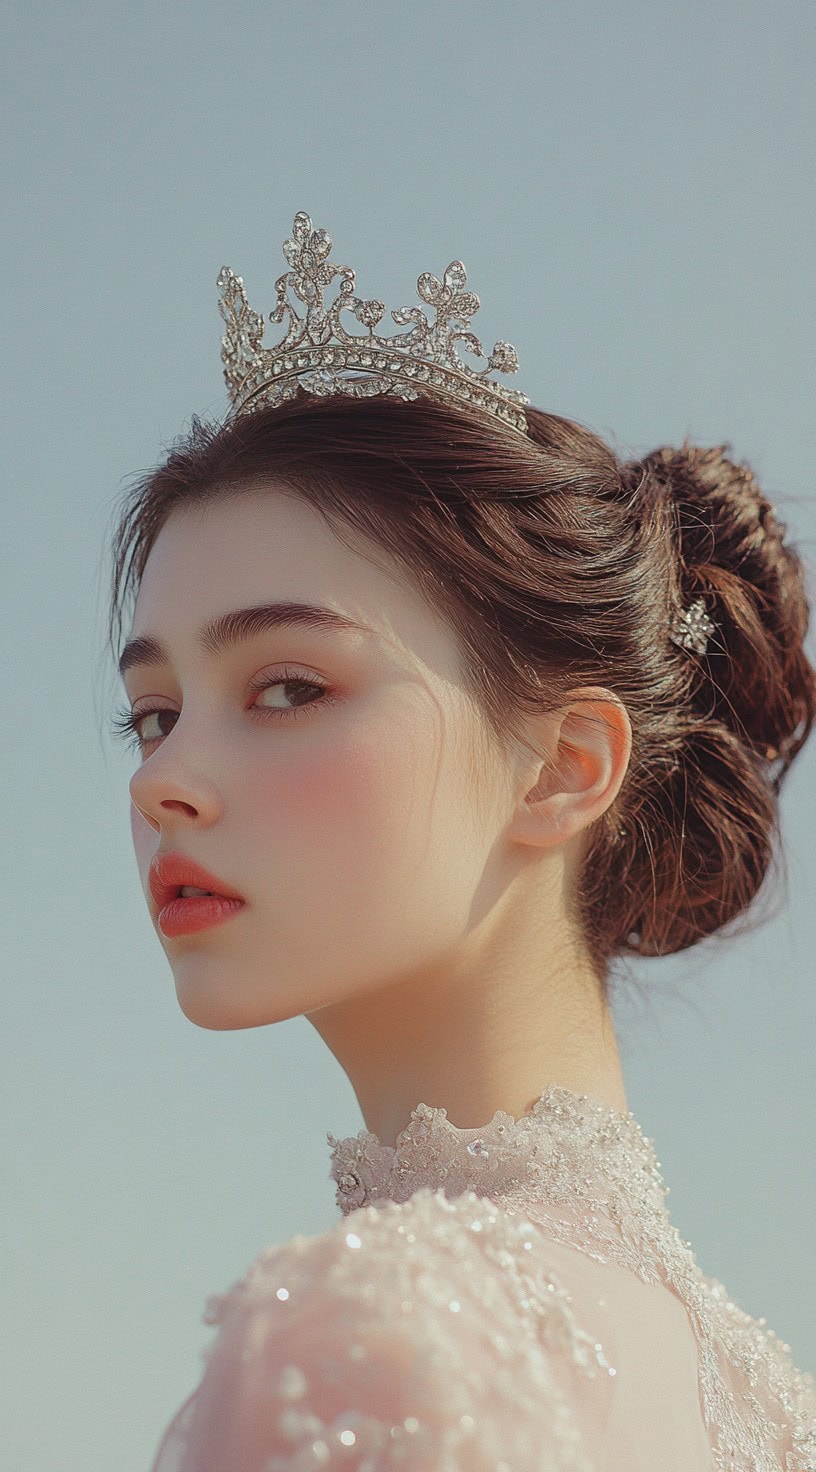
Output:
top-left (172, 971), bottom-right (305, 1032)
top-left (172, 980), bottom-right (258, 1031)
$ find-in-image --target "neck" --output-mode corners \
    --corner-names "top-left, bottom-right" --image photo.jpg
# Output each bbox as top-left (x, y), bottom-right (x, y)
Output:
top-left (308, 888), bottom-right (628, 1149)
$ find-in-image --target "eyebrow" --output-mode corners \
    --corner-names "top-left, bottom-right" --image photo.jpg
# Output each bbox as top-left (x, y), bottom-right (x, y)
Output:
top-left (118, 601), bottom-right (369, 679)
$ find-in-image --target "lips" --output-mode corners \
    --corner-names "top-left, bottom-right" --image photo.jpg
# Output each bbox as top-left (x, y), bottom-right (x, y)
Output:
top-left (148, 851), bottom-right (245, 912)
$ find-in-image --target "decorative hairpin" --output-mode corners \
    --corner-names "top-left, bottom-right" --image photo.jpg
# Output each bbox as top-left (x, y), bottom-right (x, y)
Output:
top-left (216, 210), bottom-right (530, 436)
top-left (669, 596), bottom-right (716, 655)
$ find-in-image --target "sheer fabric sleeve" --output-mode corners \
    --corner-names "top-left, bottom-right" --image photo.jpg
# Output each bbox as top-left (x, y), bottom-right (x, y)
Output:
top-left (148, 1188), bottom-right (619, 1472)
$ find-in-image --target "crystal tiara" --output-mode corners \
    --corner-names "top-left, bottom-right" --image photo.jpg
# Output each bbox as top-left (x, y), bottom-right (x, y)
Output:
top-left (216, 210), bottom-right (531, 437)
top-left (215, 210), bottom-right (716, 657)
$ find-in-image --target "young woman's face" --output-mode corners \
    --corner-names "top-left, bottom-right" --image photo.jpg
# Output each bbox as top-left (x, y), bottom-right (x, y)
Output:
top-left (124, 485), bottom-right (511, 1029)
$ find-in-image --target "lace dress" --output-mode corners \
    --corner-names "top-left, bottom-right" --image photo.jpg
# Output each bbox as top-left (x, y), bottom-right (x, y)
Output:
top-left (148, 1084), bottom-right (816, 1471)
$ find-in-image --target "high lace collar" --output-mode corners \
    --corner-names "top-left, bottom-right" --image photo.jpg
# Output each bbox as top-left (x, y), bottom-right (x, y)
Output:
top-left (327, 1082), bottom-right (670, 1225)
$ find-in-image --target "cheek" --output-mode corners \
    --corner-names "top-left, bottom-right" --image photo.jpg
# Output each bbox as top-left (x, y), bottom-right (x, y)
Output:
top-left (249, 714), bottom-right (434, 896)
top-left (257, 735), bottom-right (393, 843)
top-left (244, 699), bottom-right (472, 904)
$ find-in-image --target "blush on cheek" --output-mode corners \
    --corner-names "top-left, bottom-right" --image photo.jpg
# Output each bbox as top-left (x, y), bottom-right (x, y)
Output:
top-left (271, 741), bottom-right (385, 833)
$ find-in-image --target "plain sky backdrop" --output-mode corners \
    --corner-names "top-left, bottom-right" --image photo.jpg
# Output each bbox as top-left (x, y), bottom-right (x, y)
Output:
top-left (2, 3), bottom-right (814, 1469)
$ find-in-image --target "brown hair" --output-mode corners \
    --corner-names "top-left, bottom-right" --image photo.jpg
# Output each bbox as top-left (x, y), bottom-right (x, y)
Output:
top-left (104, 394), bottom-right (816, 985)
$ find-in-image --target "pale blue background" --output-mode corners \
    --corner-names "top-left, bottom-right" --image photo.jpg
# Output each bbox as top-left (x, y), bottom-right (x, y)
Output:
top-left (2, 3), bottom-right (814, 1468)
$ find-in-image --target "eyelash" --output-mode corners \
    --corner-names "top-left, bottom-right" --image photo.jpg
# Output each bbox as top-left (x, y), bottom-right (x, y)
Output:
top-left (109, 668), bottom-right (337, 756)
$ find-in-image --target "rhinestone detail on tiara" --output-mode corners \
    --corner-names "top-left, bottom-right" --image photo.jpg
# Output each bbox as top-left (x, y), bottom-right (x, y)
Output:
top-left (217, 210), bottom-right (531, 437)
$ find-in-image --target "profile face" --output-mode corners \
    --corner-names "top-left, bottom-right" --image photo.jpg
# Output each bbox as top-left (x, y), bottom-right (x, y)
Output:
top-left (123, 484), bottom-right (510, 1030)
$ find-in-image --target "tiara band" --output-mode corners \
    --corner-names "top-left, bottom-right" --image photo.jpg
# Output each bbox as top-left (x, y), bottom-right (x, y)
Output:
top-left (217, 210), bottom-right (531, 438)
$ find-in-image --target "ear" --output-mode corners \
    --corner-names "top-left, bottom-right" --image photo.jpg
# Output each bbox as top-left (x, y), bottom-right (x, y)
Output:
top-left (507, 688), bottom-right (632, 852)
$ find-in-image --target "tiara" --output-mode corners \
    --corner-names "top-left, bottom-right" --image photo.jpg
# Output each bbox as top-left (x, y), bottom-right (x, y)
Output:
top-left (217, 209), bottom-right (530, 437)
top-left (216, 210), bottom-right (716, 657)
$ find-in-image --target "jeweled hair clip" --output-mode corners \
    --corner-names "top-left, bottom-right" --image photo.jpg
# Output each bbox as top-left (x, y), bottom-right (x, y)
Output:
top-left (669, 596), bottom-right (716, 655)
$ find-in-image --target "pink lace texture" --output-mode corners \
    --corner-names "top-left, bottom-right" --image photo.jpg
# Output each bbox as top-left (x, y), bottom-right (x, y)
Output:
top-left (148, 1085), bottom-right (815, 1471)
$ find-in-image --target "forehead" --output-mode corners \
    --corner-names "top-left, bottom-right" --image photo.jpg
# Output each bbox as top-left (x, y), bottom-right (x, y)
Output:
top-left (128, 485), bottom-right (460, 678)
top-left (133, 488), bottom-right (409, 627)
top-left (134, 487), bottom-right (392, 613)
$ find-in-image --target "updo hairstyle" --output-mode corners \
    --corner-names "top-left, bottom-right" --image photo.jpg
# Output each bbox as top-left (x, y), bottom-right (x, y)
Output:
top-left (105, 396), bottom-right (815, 984)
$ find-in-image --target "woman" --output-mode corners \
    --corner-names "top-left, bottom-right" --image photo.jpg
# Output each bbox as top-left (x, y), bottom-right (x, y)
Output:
top-left (108, 213), bottom-right (815, 1469)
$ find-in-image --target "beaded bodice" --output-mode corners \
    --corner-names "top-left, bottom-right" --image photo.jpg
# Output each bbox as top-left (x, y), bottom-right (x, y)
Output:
top-left (327, 1083), bottom-right (816, 1472)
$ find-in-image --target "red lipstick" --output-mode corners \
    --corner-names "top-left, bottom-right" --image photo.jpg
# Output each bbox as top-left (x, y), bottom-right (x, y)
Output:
top-left (148, 851), bottom-right (246, 938)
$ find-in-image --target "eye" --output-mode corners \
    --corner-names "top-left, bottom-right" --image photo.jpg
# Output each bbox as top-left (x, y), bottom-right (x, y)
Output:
top-left (109, 668), bottom-right (338, 756)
